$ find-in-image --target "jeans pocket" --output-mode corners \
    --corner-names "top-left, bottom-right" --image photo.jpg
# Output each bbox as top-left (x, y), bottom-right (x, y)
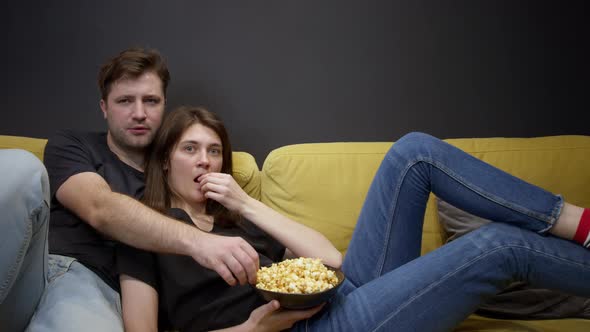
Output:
top-left (47, 255), bottom-right (77, 283)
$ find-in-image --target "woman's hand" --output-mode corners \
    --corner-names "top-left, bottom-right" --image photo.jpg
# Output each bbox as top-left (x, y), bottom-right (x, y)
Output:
top-left (200, 173), bottom-right (342, 269)
top-left (199, 172), bottom-right (252, 214)
top-left (242, 300), bottom-right (324, 332)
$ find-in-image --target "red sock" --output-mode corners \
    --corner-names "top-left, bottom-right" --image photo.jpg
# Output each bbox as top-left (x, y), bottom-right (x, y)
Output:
top-left (573, 208), bottom-right (590, 247)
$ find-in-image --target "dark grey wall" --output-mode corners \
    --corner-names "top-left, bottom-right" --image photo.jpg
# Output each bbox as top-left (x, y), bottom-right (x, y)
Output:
top-left (1, 1), bottom-right (587, 164)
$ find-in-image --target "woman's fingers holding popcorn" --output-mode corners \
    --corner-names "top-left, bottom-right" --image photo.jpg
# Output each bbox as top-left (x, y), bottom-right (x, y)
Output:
top-left (200, 172), bottom-right (250, 213)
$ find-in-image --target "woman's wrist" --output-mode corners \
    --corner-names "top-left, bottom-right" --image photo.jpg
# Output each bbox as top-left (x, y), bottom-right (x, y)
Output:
top-left (238, 196), bottom-right (259, 220)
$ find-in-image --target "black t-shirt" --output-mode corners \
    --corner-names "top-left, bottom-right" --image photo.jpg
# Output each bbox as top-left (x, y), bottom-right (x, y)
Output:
top-left (44, 130), bottom-right (145, 291)
top-left (117, 208), bottom-right (286, 332)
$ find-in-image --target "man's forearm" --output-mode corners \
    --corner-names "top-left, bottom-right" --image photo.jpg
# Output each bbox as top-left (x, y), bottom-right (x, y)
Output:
top-left (94, 191), bottom-right (199, 255)
top-left (56, 171), bottom-right (259, 285)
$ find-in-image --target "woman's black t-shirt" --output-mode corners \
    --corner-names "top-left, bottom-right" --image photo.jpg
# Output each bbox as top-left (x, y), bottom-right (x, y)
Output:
top-left (117, 208), bottom-right (285, 332)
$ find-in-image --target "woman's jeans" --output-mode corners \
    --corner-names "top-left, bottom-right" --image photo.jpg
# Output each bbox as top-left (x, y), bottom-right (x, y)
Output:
top-left (294, 132), bottom-right (590, 332)
top-left (0, 150), bottom-right (123, 332)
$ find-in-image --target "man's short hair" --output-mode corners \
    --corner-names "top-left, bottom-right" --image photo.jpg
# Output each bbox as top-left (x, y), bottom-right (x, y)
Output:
top-left (98, 48), bottom-right (171, 100)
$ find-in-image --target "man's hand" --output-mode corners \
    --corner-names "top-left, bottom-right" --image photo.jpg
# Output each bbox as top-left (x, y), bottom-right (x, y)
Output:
top-left (243, 301), bottom-right (324, 332)
top-left (191, 232), bottom-right (260, 286)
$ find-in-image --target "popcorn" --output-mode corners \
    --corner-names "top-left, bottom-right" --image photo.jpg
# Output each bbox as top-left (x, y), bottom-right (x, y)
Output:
top-left (256, 257), bottom-right (339, 294)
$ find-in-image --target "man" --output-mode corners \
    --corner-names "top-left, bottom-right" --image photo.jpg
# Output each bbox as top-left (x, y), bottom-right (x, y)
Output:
top-left (0, 48), bottom-right (259, 331)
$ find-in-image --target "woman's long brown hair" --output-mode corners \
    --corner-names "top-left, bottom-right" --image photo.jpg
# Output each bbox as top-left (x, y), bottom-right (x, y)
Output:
top-left (143, 106), bottom-right (237, 224)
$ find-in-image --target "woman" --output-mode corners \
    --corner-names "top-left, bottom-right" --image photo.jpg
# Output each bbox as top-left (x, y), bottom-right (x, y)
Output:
top-left (118, 106), bottom-right (590, 332)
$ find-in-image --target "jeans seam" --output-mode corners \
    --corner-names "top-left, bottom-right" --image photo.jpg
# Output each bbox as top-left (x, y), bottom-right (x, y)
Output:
top-left (376, 155), bottom-right (416, 277)
top-left (423, 157), bottom-right (558, 231)
top-left (371, 243), bottom-right (590, 331)
top-left (0, 205), bottom-right (40, 302)
top-left (47, 256), bottom-right (77, 284)
top-left (549, 196), bottom-right (564, 232)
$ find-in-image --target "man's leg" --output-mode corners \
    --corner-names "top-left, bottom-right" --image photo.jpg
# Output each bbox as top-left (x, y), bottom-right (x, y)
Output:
top-left (0, 149), bottom-right (50, 332)
top-left (26, 255), bottom-right (123, 332)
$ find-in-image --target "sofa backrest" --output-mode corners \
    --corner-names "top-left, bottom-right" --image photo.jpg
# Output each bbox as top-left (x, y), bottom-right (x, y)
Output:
top-left (4, 134), bottom-right (590, 256)
top-left (0, 135), bottom-right (262, 200)
top-left (0, 135), bottom-right (48, 161)
top-left (260, 142), bottom-right (393, 253)
top-left (231, 152), bottom-right (261, 200)
top-left (444, 136), bottom-right (590, 206)
top-left (261, 135), bottom-right (590, 255)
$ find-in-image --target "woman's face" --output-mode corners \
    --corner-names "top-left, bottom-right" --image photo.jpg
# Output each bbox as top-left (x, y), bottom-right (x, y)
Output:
top-left (167, 123), bottom-right (223, 207)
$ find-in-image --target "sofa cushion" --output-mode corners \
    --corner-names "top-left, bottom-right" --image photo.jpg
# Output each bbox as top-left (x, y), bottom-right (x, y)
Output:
top-left (260, 142), bottom-right (394, 253)
top-left (456, 314), bottom-right (590, 332)
top-left (259, 142), bottom-right (448, 255)
top-left (232, 151), bottom-right (261, 200)
top-left (258, 141), bottom-right (476, 255)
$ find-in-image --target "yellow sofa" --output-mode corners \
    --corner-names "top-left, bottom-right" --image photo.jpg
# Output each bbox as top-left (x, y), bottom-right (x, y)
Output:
top-left (2, 134), bottom-right (589, 331)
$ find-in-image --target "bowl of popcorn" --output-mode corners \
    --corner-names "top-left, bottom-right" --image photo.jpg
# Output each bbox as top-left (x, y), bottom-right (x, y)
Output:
top-left (254, 257), bottom-right (345, 309)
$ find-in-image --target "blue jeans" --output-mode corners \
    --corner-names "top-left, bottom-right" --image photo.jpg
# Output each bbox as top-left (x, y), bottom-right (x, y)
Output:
top-left (293, 132), bottom-right (590, 332)
top-left (0, 149), bottom-right (123, 331)
top-left (26, 255), bottom-right (123, 332)
top-left (0, 150), bottom-right (49, 332)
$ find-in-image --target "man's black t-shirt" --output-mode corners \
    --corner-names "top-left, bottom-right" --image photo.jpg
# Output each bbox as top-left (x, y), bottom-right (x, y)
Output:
top-left (117, 208), bottom-right (286, 332)
top-left (44, 130), bottom-right (145, 291)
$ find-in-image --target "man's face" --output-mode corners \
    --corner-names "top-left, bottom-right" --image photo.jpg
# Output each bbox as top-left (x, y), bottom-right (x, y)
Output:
top-left (100, 71), bottom-right (165, 153)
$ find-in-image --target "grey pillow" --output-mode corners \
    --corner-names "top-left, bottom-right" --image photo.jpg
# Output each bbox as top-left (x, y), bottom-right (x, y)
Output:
top-left (437, 198), bottom-right (491, 242)
top-left (436, 198), bottom-right (590, 319)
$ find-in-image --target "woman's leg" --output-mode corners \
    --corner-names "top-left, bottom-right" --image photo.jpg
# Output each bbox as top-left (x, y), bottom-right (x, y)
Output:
top-left (301, 223), bottom-right (590, 332)
top-left (343, 132), bottom-right (565, 287)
